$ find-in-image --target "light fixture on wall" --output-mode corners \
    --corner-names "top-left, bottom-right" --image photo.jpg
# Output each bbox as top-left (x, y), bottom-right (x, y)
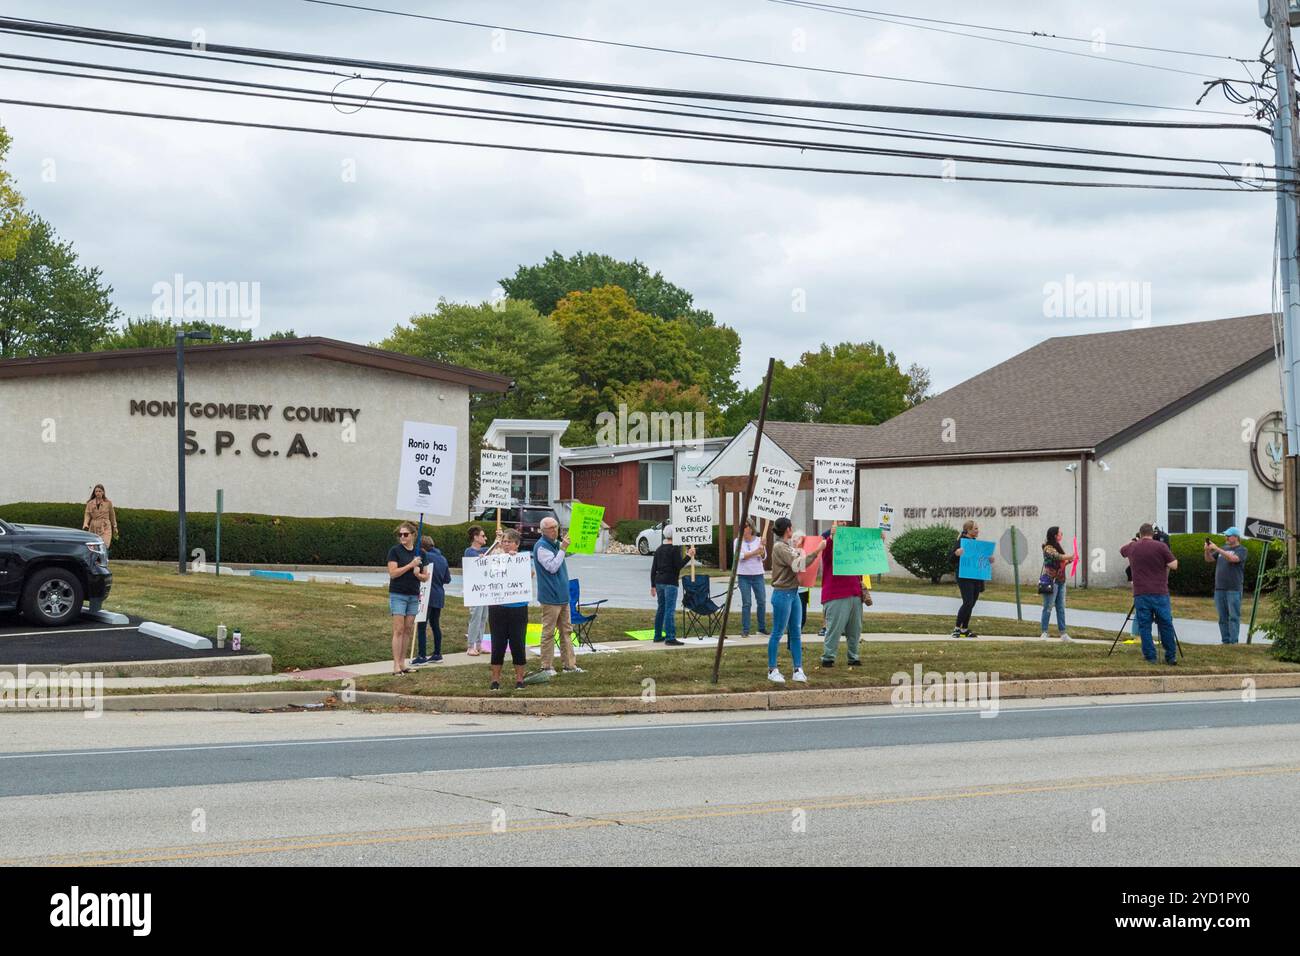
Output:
top-left (1097, 460), bottom-right (1111, 472)
top-left (1064, 463), bottom-right (1078, 474)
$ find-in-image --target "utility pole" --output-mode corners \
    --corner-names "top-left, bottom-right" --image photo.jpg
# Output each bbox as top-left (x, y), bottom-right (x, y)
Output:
top-left (1266, 0), bottom-right (1300, 590)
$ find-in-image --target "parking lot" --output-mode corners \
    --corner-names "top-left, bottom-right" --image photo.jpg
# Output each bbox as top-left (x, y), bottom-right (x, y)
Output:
top-left (0, 611), bottom-right (255, 666)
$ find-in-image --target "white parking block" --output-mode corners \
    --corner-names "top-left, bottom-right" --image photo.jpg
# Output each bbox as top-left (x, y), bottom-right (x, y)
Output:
top-left (138, 621), bottom-right (213, 650)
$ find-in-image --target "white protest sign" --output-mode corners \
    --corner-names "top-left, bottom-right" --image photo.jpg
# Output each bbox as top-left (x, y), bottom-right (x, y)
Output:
top-left (878, 503), bottom-right (894, 534)
top-left (417, 561), bottom-right (432, 619)
top-left (479, 449), bottom-right (511, 508)
top-left (462, 552), bottom-right (534, 607)
top-left (750, 464), bottom-right (801, 522)
top-left (813, 457), bottom-right (856, 521)
top-left (672, 489), bottom-right (714, 546)
top-left (396, 421), bottom-right (458, 516)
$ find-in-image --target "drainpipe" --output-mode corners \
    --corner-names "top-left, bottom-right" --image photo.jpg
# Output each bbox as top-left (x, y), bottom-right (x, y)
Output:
top-left (1079, 452), bottom-right (1090, 589)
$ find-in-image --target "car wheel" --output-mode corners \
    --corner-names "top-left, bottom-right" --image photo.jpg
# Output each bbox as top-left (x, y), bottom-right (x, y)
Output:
top-left (637, 537), bottom-right (650, 555)
top-left (22, 567), bottom-right (85, 626)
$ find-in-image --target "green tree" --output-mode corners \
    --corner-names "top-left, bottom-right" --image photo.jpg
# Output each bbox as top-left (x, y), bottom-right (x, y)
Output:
top-left (0, 216), bottom-right (118, 358)
top-left (724, 342), bottom-right (915, 431)
top-left (500, 251), bottom-right (741, 409)
top-left (905, 361), bottom-right (932, 407)
top-left (378, 298), bottom-right (575, 448)
top-left (0, 124), bottom-right (31, 261)
top-left (551, 285), bottom-right (698, 439)
top-left (608, 378), bottom-right (723, 439)
top-left (96, 317), bottom-right (256, 350)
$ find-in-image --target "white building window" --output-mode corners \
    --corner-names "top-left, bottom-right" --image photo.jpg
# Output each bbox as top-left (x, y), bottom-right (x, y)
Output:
top-left (506, 435), bottom-right (551, 504)
top-left (638, 460), bottom-right (673, 504)
top-left (1156, 468), bottom-right (1247, 535)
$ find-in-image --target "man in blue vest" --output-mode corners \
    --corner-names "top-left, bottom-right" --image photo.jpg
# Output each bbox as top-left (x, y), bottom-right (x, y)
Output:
top-left (535, 516), bottom-right (582, 675)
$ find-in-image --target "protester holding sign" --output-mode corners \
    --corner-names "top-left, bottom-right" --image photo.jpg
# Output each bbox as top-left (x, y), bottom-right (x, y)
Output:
top-left (463, 525), bottom-right (489, 656)
top-left (386, 521), bottom-right (430, 675)
top-left (1039, 525), bottom-right (1073, 643)
top-left (414, 534), bottom-right (452, 665)
top-left (818, 523), bottom-right (865, 667)
top-left (950, 520), bottom-right (995, 639)
top-left (650, 526), bottom-right (696, 645)
top-left (736, 520), bottom-right (768, 637)
top-left (487, 529), bottom-right (528, 690)
top-left (768, 518), bottom-right (826, 683)
top-left (535, 516), bottom-right (581, 675)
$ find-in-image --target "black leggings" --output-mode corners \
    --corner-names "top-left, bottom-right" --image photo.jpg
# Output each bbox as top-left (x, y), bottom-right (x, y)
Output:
top-left (956, 579), bottom-right (982, 629)
top-left (488, 605), bottom-right (528, 666)
top-left (416, 606), bottom-right (442, 658)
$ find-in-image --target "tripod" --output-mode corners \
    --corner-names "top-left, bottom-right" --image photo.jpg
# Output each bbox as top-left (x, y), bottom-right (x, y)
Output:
top-left (1107, 602), bottom-right (1184, 659)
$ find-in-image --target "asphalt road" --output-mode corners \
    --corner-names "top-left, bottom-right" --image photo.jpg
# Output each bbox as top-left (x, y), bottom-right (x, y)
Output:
top-left (1, 692), bottom-right (1297, 866)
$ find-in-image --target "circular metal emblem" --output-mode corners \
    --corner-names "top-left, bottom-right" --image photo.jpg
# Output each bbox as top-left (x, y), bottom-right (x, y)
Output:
top-left (1251, 410), bottom-right (1285, 492)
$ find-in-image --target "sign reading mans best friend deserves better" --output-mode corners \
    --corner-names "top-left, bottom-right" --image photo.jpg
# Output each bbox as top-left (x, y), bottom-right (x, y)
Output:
top-left (567, 502), bottom-right (605, 554)
top-left (478, 449), bottom-right (511, 509)
top-left (750, 464), bottom-right (801, 522)
top-left (462, 553), bottom-right (534, 607)
top-left (396, 420), bottom-right (458, 516)
top-left (671, 490), bottom-right (714, 546)
top-left (831, 526), bottom-right (891, 576)
top-left (813, 457), bottom-right (856, 521)
top-left (959, 538), bottom-right (995, 581)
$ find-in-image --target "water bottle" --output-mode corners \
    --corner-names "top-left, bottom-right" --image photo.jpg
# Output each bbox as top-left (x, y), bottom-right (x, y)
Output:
top-left (232, 628), bottom-right (242, 651)
top-left (216, 624), bottom-right (227, 649)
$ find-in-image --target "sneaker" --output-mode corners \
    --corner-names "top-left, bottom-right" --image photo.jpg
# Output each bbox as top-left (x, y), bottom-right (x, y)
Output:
top-left (818, 627), bottom-right (827, 637)
top-left (820, 659), bottom-right (835, 668)
top-left (847, 659), bottom-right (861, 667)
top-left (515, 680), bottom-right (526, 689)
top-left (1039, 633), bottom-right (1051, 641)
top-left (1165, 659), bottom-right (1178, 666)
top-left (431, 654), bottom-right (443, 662)
top-left (563, 665), bottom-right (586, 673)
top-left (792, 668), bottom-right (807, 683)
top-left (759, 629), bottom-right (770, 635)
top-left (542, 668), bottom-right (557, 677)
top-left (740, 631), bottom-right (750, 638)
top-left (490, 680), bottom-right (500, 691)
top-left (411, 655), bottom-right (429, 666)
top-left (767, 669), bottom-right (786, 684)
top-left (1059, 634), bottom-right (1072, 643)
top-left (950, 627), bottom-right (962, 638)
top-left (665, 639), bottom-right (685, 646)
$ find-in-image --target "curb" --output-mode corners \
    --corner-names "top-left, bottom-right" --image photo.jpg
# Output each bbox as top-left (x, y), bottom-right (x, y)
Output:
top-left (71, 671), bottom-right (1300, 715)
top-left (8, 654), bottom-right (274, 678)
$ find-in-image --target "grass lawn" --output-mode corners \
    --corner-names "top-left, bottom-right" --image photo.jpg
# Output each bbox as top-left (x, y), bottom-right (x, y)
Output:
top-left (107, 563), bottom-right (1130, 672)
top-left (121, 641), bottom-right (1299, 699)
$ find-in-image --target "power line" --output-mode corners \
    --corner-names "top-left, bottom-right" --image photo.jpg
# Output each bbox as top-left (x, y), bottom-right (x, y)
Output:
top-left (0, 95), bottom-right (1276, 192)
top-left (763, 0), bottom-right (1251, 63)
top-left (2, 57), bottom-right (1276, 185)
top-left (0, 17), bottom-right (1270, 132)
top-left (767, 0), bottom-right (1229, 80)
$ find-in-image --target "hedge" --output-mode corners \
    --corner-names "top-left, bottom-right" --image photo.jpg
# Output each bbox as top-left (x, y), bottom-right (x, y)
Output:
top-left (1166, 533), bottom-right (1277, 597)
top-left (613, 519), bottom-right (656, 545)
top-left (889, 523), bottom-right (960, 583)
top-left (0, 502), bottom-right (482, 568)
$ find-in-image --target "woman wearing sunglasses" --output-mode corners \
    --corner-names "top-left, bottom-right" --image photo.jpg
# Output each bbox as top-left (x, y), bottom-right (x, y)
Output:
top-left (387, 521), bottom-right (430, 675)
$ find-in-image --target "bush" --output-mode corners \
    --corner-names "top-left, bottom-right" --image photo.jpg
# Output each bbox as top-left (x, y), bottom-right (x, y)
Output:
top-left (1260, 567), bottom-right (1300, 662)
top-left (889, 523), bottom-right (959, 583)
top-left (613, 519), bottom-right (656, 545)
top-left (1166, 533), bottom-right (1277, 597)
top-left (0, 502), bottom-right (480, 568)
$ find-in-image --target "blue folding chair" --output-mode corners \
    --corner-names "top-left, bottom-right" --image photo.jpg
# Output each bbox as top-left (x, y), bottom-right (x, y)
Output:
top-left (679, 575), bottom-right (727, 640)
top-left (569, 578), bottom-right (607, 651)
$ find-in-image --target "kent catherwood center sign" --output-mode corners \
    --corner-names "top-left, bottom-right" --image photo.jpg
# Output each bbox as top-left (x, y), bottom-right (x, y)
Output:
top-left (902, 505), bottom-right (1040, 519)
top-left (129, 399), bottom-right (361, 460)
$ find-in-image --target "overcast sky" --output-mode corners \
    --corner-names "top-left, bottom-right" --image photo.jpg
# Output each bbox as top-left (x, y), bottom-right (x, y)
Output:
top-left (0, 0), bottom-right (1282, 395)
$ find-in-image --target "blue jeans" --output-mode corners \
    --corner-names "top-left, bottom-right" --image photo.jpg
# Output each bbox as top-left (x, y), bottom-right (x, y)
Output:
top-left (654, 584), bottom-right (678, 641)
top-left (768, 587), bottom-right (803, 671)
top-left (1040, 581), bottom-right (1066, 634)
top-left (738, 574), bottom-right (767, 634)
top-left (1214, 589), bottom-right (1242, 644)
top-left (1135, 593), bottom-right (1178, 663)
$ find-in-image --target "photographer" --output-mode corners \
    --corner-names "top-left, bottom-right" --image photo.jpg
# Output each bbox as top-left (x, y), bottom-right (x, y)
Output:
top-left (1119, 523), bottom-right (1179, 665)
top-left (1204, 527), bottom-right (1247, 645)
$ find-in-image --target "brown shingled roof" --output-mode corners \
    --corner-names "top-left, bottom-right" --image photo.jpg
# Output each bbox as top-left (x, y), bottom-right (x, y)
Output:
top-left (859, 314), bottom-right (1276, 463)
top-left (760, 420), bottom-right (878, 470)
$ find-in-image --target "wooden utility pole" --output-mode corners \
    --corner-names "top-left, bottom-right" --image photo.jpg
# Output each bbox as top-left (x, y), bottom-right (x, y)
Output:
top-left (711, 357), bottom-right (775, 684)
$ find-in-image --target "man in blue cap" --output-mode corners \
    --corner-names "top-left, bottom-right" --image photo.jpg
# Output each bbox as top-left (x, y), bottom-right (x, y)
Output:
top-left (1204, 528), bottom-right (1247, 644)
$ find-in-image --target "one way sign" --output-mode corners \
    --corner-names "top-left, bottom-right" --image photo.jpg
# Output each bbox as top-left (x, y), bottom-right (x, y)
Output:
top-left (1245, 516), bottom-right (1287, 542)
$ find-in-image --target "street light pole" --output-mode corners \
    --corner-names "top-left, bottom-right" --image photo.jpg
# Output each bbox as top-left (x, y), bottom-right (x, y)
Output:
top-left (176, 328), bottom-right (211, 574)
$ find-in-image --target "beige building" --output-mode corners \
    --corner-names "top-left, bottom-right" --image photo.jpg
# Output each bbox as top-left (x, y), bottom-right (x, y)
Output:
top-left (857, 314), bottom-right (1285, 588)
top-left (0, 338), bottom-right (511, 521)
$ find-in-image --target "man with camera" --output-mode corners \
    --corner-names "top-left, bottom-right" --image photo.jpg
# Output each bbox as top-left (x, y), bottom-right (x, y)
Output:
top-left (1204, 528), bottom-right (1247, 644)
top-left (1119, 523), bottom-right (1180, 665)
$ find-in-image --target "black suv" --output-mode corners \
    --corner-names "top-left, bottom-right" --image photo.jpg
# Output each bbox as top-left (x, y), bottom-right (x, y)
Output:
top-left (474, 506), bottom-right (559, 551)
top-left (0, 519), bottom-right (113, 626)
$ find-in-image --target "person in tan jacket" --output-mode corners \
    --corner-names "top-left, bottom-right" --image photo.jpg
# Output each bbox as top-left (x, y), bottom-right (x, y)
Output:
top-left (82, 484), bottom-right (119, 552)
top-left (767, 516), bottom-right (827, 684)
